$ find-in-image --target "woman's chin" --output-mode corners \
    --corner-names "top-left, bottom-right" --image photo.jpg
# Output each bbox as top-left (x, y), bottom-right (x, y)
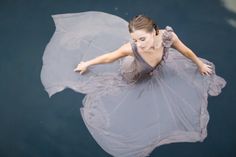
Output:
top-left (140, 46), bottom-right (147, 50)
top-left (142, 47), bottom-right (150, 51)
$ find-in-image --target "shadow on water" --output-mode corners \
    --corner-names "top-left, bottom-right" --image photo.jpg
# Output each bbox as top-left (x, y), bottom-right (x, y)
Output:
top-left (0, 0), bottom-right (235, 156)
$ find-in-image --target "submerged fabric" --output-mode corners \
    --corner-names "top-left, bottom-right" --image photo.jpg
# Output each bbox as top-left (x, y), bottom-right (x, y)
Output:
top-left (40, 11), bottom-right (226, 157)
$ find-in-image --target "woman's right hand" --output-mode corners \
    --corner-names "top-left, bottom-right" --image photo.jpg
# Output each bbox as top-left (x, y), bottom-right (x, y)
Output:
top-left (73, 61), bottom-right (89, 74)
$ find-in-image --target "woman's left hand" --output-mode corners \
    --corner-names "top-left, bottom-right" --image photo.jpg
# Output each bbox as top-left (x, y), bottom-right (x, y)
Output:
top-left (198, 63), bottom-right (213, 76)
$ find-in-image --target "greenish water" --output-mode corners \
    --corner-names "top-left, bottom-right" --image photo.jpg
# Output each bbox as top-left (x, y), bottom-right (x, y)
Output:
top-left (0, 0), bottom-right (235, 156)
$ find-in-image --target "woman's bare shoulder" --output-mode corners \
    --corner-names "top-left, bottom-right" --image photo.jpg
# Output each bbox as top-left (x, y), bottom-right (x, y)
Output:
top-left (119, 42), bottom-right (134, 56)
top-left (159, 29), bottom-right (165, 35)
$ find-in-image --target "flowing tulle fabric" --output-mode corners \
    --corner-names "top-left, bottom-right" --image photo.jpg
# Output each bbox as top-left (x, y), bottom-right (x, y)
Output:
top-left (40, 11), bottom-right (226, 157)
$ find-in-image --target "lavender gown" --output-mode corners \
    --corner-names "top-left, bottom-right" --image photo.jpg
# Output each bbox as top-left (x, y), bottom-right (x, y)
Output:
top-left (40, 11), bottom-right (226, 157)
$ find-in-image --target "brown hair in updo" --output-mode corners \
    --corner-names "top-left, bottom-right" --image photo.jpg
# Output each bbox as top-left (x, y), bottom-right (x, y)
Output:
top-left (128, 15), bottom-right (159, 35)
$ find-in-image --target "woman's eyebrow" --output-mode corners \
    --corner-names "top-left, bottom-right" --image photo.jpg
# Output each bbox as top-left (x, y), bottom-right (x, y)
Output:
top-left (139, 36), bottom-right (145, 40)
top-left (132, 35), bottom-right (145, 41)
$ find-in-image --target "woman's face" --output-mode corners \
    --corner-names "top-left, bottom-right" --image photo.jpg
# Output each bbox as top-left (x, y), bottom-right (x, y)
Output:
top-left (130, 29), bottom-right (155, 51)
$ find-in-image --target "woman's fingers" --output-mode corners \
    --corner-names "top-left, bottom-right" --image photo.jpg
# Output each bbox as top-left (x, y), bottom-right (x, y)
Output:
top-left (201, 71), bottom-right (208, 76)
top-left (73, 68), bottom-right (79, 72)
top-left (74, 64), bottom-right (81, 72)
top-left (200, 63), bottom-right (214, 76)
top-left (75, 69), bottom-right (81, 72)
top-left (207, 66), bottom-right (213, 74)
top-left (74, 67), bottom-right (85, 74)
top-left (202, 72), bottom-right (209, 76)
top-left (207, 65), bottom-right (212, 68)
top-left (74, 62), bottom-right (87, 75)
top-left (202, 70), bottom-right (212, 76)
top-left (200, 70), bottom-right (210, 76)
top-left (74, 65), bottom-right (81, 72)
top-left (79, 70), bottom-right (84, 75)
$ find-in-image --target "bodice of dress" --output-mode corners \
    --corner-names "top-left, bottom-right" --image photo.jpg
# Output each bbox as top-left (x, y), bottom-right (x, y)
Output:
top-left (120, 26), bottom-right (174, 83)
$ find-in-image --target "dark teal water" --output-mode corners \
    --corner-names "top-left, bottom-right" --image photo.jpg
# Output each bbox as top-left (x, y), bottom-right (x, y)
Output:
top-left (0, 0), bottom-right (235, 156)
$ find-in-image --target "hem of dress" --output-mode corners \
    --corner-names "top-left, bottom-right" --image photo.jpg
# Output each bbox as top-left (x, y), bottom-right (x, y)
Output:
top-left (141, 131), bottom-right (206, 157)
top-left (80, 106), bottom-right (209, 157)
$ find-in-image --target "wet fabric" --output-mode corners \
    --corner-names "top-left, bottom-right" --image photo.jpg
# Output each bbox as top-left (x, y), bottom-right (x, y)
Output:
top-left (40, 11), bottom-right (226, 157)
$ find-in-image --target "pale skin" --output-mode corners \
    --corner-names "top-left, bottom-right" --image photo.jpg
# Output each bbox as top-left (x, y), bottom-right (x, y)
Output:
top-left (74, 28), bottom-right (212, 76)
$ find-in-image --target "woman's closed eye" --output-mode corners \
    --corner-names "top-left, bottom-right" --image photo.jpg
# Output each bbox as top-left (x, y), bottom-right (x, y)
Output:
top-left (140, 37), bottom-right (146, 41)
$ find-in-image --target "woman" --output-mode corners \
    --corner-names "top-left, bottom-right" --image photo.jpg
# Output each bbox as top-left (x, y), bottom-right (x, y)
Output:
top-left (74, 15), bottom-right (212, 77)
top-left (41, 11), bottom-right (226, 157)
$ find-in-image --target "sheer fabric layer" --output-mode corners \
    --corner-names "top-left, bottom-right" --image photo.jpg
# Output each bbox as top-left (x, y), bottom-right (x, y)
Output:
top-left (40, 11), bottom-right (226, 157)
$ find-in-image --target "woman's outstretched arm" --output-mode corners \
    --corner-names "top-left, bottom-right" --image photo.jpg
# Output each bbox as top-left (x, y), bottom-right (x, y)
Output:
top-left (74, 43), bottom-right (132, 74)
top-left (171, 32), bottom-right (213, 76)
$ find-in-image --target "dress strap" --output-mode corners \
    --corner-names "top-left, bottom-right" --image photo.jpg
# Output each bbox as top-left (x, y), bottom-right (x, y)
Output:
top-left (130, 42), bottom-right (141, 59)
top-left (162, 26), bottom-right (174, 48)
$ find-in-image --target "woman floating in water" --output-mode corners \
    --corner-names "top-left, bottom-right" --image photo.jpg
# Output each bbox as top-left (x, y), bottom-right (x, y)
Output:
top-left (41, 11), bottom-right (226, 157)
top-left (74, 15), bottom-right (212, 76)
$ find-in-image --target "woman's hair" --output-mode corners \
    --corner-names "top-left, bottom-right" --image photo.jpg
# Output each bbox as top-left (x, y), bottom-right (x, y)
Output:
top-left (128, 15), bottom-right (159, 35)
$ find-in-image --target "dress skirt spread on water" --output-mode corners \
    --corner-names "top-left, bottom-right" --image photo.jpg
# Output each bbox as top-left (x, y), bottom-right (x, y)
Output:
top-left (40, 11), bottom-right (226, 157)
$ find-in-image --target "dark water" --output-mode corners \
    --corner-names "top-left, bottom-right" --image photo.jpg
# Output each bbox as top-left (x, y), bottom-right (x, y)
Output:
top-left (0, 0), bottom-right (235, 156)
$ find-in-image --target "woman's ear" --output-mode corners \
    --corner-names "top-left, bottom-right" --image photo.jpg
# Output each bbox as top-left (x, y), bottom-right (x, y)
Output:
top-left (152, 28), bottom-right (157, 36)
top-left (154, 30), bottom-right (157, 36)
